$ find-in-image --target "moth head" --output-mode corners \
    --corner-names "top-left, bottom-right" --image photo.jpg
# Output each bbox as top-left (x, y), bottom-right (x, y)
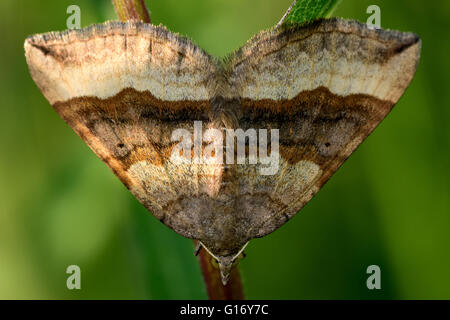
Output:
top-left (216, 256), bottom-right (234, 285)
top-left (200, 241), bottom-right (248, 286)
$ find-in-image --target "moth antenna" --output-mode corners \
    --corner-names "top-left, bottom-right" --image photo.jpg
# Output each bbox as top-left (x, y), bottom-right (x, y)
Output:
top-left (199, 242), bottom-right (248, 285)
top-left (232, 242), bottom-right (249, 261)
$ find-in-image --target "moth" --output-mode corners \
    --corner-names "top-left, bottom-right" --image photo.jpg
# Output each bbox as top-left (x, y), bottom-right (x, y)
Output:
top-left (25, 18), bottom-right (421, 284)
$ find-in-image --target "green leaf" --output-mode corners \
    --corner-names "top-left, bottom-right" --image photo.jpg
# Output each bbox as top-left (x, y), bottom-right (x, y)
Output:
top-left (283, 0), bottom-right (342, 25)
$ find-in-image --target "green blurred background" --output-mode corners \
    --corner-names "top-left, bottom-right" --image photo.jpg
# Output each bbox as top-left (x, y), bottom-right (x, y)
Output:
top-left (0, 0), bottom-right (449, 299)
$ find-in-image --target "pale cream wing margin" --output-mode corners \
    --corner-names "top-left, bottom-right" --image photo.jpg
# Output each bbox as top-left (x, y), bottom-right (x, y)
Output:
top-left (24, 21), bottom-right (218, 104)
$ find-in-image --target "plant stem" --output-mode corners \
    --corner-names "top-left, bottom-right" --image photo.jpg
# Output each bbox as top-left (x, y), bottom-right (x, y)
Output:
top-left (112, 0), bottom-right (245, 300)
top-left (112, 0), bottom-right (151, 23)
top-left (275, 0), bottom-right (297, 29)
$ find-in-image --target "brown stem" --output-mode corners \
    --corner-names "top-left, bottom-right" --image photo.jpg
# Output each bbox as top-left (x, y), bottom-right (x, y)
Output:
top-left (112, 0), bottom-right (245, 300)
top-left (275, 0), bottom-right (297, 29)
top-left (195, 241), bottom-right (245, 300)
top-left (112, 0), bottom-right (151, 23)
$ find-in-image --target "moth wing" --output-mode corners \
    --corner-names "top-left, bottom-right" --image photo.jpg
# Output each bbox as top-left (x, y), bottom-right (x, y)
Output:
top-left (25, 21), bottom-right (219, 239)
top-left (228, 18), bottom-right (421, 238)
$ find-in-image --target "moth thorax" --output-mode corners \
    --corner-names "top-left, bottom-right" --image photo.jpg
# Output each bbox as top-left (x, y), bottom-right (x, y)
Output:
top-left (210, 96), bottom-right (240, 130)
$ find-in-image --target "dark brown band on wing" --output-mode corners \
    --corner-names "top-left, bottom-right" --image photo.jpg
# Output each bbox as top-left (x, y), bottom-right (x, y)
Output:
top-left (240, 86), bottom-right (392, 116)
top-left (53, 87), bottom-right (211, 120)
top-left (240, 86), bottom-right (394, 166)
top-left (52, 88), bottom-right (211, 176)
top-left (52, 86), bottom-right (394, 178)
